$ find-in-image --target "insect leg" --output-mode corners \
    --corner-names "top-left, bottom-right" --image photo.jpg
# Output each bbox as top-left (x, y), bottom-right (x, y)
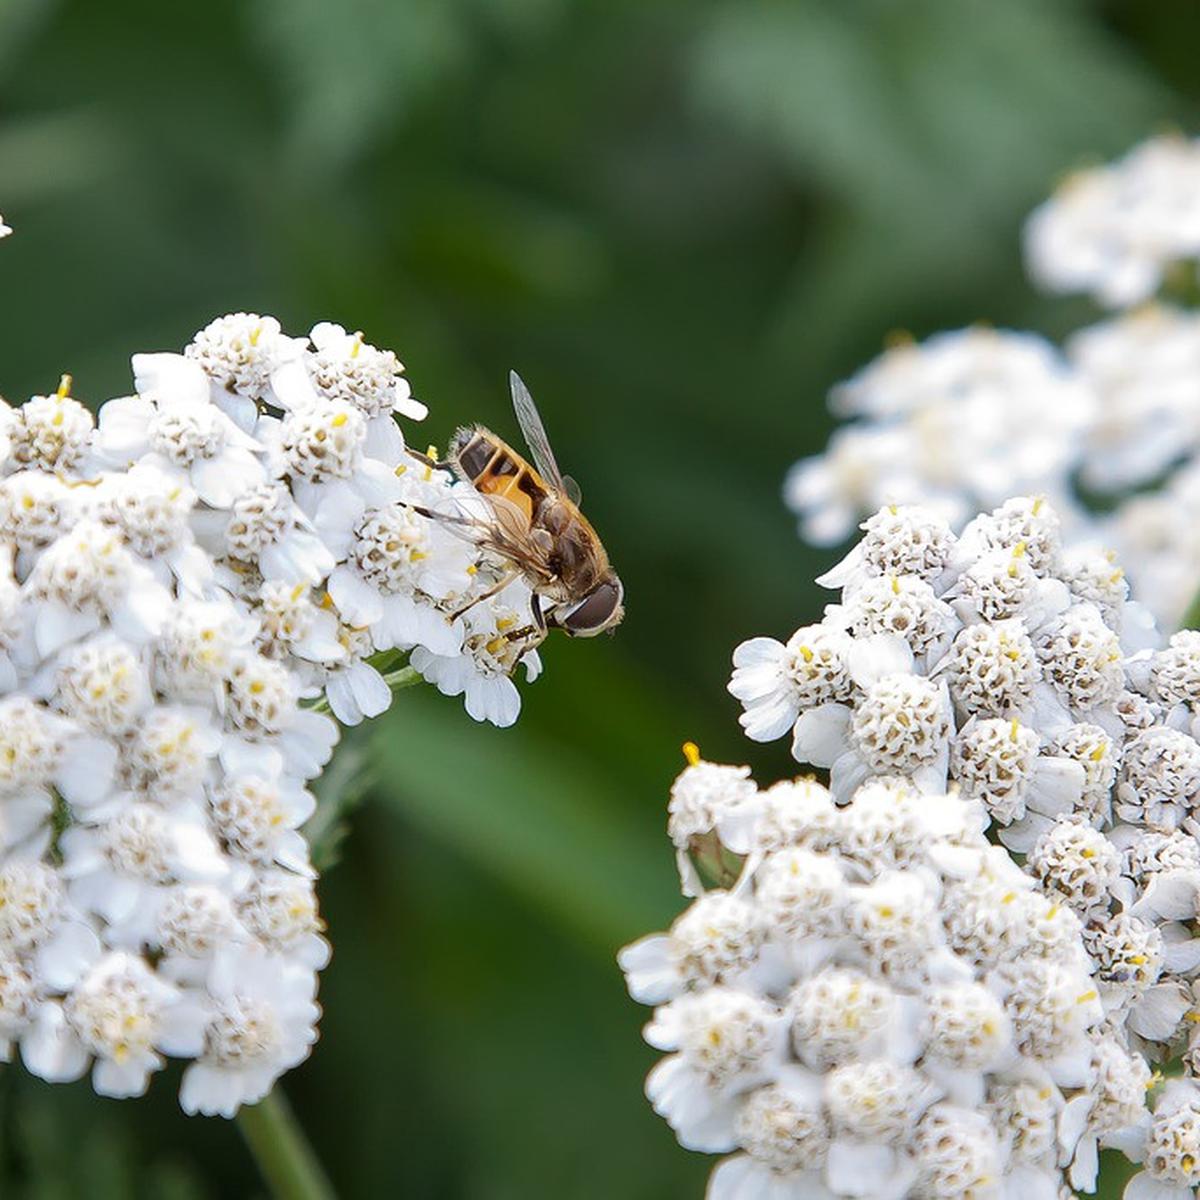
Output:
top-left (404, 448), bottom-right (456, 471)
top-left (411, 504), bottom-right (486, 530)
top-left (499, 623), bottom-right (546, 675)
top-left (449, 567), bottom-right (519, 620)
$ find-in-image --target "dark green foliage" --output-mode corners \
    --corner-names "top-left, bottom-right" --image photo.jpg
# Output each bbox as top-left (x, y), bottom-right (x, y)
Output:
top-left (0, 1), bottom-right (1196, 1194)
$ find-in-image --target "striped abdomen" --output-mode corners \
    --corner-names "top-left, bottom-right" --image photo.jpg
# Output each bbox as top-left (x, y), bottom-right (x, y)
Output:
top-left (451, 427), bottom-right (549, 524)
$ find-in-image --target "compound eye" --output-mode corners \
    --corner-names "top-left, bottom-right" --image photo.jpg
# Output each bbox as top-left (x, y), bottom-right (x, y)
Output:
top-left (561, 581), bottom-right (621, 637)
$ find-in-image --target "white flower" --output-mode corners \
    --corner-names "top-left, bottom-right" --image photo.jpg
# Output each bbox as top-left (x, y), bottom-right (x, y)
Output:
top-left (619, 892), bottom-right (764, 1006)
top-left (1026, 816), bottom-right (1120, 916)
top-left (196, 482), bottom-right (334, 586)
top-left (55, 951), bottom-right (205, 1098)
top-left (789, 328), bottom-right (1091, 553)
top-left (1025, 135), bottom-right (1200, 309)
top-left (270, 322), bottom-right (426, 462)
top-left (1115, 726), bottom-right (1200, 832)
top-left (707, 1071), bottom-right (831, 1198)
top-left (184, 313), bottom-right (306, 426)
top-left (324, 501), bottom-right (468, 655)
top-left (234, 871), bottom-right (328, 969)
top-left (951, 716), bottom-right (1082, 835)
top-left (24, 519), bottom-right (171, 653)
top-left (941, 619), bottom-right (1044, 720)
top-left (729, 625), bottom-right (854, 743)
top-left (818, 503), bottom-right (957, 590)
top-left (1060, 1037), bottom-right (1153, 1192)
top-left (99, 356), bottom-right (267, 507)
top-left (643, 987), bottom-right (788, 1152)
top-left (11, 385), bottom-right (95, 474)
top-left (51, 633), bottom-right (152, 735)
top-left (208, 774), bottom-right (315, 875)
top-left (1123, 1079), bottom-right (1200, 1200)
top-left (833, 572), bottom-right (959, 667)
top-left (60, 801), bottom-right (228, 945)
top-left (0, 308), bottom-right (556, 1120)
top-left (410, 582), bottom-right (542, 728)
top-left (1036, 602), bottom-right (1125, 716)
top-left (911, 1103), bottom-right (1002, 1200)
top-left (220, 651), bottom-right (338, 781)
top-left (791, 636), bottom-right (953, 799)
top-left (179, 945), bottom-right (319, 1117)
top-left (1069, 305), bottom-right (1200, 492)
top-left (666, 752), bottom-right (757, 896)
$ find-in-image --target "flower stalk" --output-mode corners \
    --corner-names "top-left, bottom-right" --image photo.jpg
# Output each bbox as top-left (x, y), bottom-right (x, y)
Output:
top-left (236, 1089), bottom-right (336, 1200)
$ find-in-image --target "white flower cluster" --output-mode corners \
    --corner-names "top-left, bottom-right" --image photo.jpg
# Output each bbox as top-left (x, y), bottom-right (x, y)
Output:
top-left (785, 328), bottom-right (1094, 544)
top-left (730, 496), bottom-right (1152, 821)
top-left (626, 497), bottom-right (1200, 1197)
top-left (786, 136), bottom-right (1200, 632)
top-left (623, 761), bottom-right (1144, 1199)
top-left (1026, 133), bottom-right (1200, 309)
top-left (0, 312), bottom-right (546, 1117)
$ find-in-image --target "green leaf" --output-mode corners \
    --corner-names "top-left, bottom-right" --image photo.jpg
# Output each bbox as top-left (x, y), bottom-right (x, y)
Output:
top-left (370, 693), bottom-right (678, 948)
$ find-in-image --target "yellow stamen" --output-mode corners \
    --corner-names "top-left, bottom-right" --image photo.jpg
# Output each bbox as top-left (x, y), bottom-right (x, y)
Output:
top-left (682, 741), bottom-right (701, 766)
top-left (350, 331), bottom-right (364, 359)
top-left (56, 374), bottom-right (72, 398)
top-left (331, 413), bottom-right (348, 428)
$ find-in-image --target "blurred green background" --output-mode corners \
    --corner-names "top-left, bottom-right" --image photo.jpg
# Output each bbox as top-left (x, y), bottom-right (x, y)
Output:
top-left (0, 0), bottom-right (1195, 1195)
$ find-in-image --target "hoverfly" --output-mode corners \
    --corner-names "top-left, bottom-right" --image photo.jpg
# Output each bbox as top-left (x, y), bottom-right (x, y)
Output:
top-left (415, 372), bottom-right (624, 656)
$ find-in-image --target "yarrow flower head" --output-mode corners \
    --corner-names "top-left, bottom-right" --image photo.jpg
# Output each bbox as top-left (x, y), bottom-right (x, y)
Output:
top-left (1025, 134), bottom-right (1200, 309)
top-left (620, 745), bottom-right (1130, 1199)
top-left (621, 492), bottom-right (1200, 1198)
top-left (780, 136), bottom-right (1200, 633)
top-left (0, 313), bottom-right (556, 1116)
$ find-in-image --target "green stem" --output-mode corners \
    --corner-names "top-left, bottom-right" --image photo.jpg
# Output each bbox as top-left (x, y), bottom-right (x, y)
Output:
top-left (236, 1089), bottom-right (335, 1200)
top-left (379, 664), bottom-right (420, 692)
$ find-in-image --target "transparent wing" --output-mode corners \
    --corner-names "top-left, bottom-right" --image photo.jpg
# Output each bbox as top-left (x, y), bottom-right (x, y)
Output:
top-left (561, 474), bottom-right (582, 506)
top-left (415, 490), bottom-right (556, 582)
top-left (509, 370), bottom-right (568, 491)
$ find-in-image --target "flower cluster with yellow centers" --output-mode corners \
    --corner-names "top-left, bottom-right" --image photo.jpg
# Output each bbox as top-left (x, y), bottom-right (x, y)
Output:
top-left (625, 493), bottom-right (1200, 1197)
top-left (785, 137), bottom-right (1200, 631)
top-left (620, 755), bottom-right (1138, 1200)
top-left (0, 312), bottom-right (548, 1117)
